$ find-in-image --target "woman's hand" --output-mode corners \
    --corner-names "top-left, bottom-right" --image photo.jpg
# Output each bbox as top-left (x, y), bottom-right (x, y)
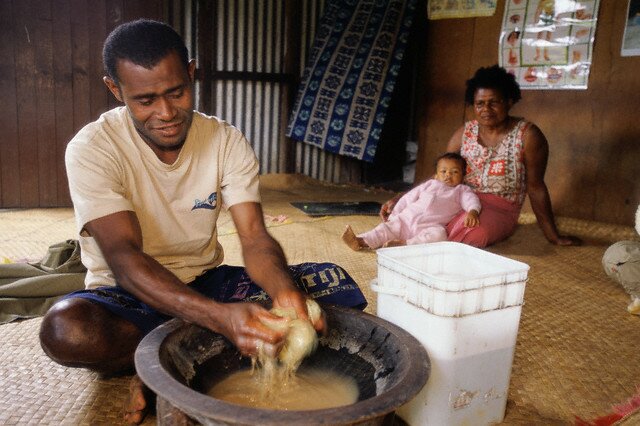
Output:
top-left (380, 194), bottom-right (402, 221)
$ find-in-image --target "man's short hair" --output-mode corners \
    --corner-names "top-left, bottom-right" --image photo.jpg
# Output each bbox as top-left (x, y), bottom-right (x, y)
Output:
top-left (102, 19), bottom-right (189, 84)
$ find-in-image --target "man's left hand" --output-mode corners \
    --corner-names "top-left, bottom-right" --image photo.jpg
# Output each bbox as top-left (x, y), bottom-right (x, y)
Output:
top-left (272, 288), bottom-right (327, 334)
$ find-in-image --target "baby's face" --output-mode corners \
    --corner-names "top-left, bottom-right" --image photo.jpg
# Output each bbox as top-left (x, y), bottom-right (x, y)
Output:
top-left (435, 158), bottom-right (464, 187)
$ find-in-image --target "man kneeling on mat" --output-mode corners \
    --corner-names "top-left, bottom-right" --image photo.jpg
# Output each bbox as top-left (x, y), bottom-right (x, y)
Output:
top-left (39, 19), bottom-right (366, 425)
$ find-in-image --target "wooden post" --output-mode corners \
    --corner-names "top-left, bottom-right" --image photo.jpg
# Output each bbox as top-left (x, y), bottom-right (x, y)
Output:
top-left (279, 0), bottom-right (302, 173)
top-left (196, 0), bottom-right (214, 114)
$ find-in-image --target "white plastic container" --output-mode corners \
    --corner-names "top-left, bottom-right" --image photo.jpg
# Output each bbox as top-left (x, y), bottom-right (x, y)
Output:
top-left (372, 242), bottom-right (529, 426)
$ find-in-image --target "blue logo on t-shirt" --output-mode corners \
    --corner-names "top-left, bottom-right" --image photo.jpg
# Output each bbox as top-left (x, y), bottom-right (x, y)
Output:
top-left (192, 192), bottom-right (217, 210)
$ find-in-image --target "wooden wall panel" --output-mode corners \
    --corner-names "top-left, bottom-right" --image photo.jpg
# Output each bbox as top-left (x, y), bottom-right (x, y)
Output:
top-left (416, 1), bottom-right (640, 226)
top-left (70, 0), bottom-right (92, 148)
top-left (106, 0), bottom-right (125, 112)
top-left (53, 0), bottom-right (74, 206)
top-left (0, 0), bottom-right (21, 206)
top-left (89, 0), bottom-right (109, 120)
top-left (590, 0), bottom-right (639, 225)
top-left (417, 17), bottom-right (475, 177)
top-left (0, 0), bottom-right (165, 208)
top-left (14, 0), bottom-right (40, 207)
top-left (34, 2), bottom-right (58, 206)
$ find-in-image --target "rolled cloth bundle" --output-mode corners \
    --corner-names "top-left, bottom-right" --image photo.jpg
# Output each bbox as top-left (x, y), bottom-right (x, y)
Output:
top-left (602, 204), bottom-right (640, 315)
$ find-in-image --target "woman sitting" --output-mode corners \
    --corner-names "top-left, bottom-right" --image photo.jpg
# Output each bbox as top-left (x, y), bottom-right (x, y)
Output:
top-left (380, 65), bottom-right (581, 248)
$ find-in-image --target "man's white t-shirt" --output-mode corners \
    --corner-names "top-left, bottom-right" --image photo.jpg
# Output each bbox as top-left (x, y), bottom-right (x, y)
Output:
top-left (65, 107), bottom-right (260, 289)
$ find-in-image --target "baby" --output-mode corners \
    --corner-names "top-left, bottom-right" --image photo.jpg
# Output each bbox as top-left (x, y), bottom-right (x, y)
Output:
top-left (343, 152), bottom-right (481, 250)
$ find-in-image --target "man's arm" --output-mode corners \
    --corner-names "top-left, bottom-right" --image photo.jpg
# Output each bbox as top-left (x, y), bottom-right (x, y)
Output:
top-left (523, 125), bottom-right (581, 246)
top-left (84, 210), bottom-right (286, 356)
top-left (229, 201), bottom-right (326, 333)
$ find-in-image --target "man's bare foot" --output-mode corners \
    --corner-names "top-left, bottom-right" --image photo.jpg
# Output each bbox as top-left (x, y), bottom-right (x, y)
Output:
top-left (124, 375), bottom-right (154, 425)
top-left (342, 225), bottom-right (368, 251)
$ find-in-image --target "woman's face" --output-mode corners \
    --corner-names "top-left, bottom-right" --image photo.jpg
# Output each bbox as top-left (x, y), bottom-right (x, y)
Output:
top-left (473, 88), bottom-right (512, 128)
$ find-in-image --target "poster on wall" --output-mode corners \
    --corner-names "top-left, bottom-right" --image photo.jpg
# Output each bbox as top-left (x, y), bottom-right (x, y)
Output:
top-left (499, 0), bottom-right (601, 90)
top-left (428, 0), bottom-right (497, 20)
top-left (622, 0), bottom-right (640, 56)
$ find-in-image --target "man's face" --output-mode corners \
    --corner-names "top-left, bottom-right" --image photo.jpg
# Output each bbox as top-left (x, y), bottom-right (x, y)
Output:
top-left (104, 51), bottom-right (196, 161)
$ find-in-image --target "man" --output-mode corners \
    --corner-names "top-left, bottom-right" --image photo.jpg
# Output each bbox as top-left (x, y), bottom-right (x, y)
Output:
top-left (39, 19), bottom-right (366, 424)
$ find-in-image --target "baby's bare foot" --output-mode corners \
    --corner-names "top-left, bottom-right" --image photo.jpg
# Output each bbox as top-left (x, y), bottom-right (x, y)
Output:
top-left (342, 226), bottom-right (366, 251)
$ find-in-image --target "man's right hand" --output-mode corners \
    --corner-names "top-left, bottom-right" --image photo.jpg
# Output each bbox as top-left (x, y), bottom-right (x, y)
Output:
top-left (216, 302), bottom-right (288, 358)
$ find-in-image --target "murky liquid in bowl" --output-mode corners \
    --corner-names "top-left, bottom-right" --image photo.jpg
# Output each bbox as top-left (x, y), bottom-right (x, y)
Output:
top-left (207, 366), bottom-right (359, 410)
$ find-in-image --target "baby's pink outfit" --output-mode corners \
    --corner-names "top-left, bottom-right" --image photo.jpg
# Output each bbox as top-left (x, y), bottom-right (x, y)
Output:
top-left (359, 179), bottom-right (481, 249)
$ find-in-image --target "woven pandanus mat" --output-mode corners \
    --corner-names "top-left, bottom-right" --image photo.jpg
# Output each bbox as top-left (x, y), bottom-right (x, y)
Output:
top-left (0, 208), bottom-right (77, 262)
top-left (518, 211), bottom-right (639, 243)
top-left (0, 316), bottom-right (158, 425)
top-left (489, 224), bottom-right (640, 424)
top-left (1, 175), bottom-right (639, 424)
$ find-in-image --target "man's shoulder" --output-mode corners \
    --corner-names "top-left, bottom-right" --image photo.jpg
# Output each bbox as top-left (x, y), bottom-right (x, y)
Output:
top-left (192, 111), bottom-right (242, 134)
top-left (66, 107), bottom-right (130, 165)
top-left (84, 106), bottom-right (127, 130)
top-left (69, 107), bottom-right (128, 148)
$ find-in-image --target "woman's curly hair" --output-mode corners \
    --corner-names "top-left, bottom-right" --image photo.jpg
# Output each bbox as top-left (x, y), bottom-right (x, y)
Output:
top-left (464, 65), bottom-right (521, 105)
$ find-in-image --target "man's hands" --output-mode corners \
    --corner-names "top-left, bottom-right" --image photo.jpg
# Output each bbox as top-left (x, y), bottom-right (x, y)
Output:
top-left (216, 302), bottom-right (288, 358)
top-left (229, 201), bottom-right (327, 349)
top-left (272, 288), bottom-right (327, 335)
top-left (215, 291), bottom-right (327, 359)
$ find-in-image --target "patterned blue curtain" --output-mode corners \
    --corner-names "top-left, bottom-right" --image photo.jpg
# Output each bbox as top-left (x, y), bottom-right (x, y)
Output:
top-left (286, 0), bottom-right (417, 163)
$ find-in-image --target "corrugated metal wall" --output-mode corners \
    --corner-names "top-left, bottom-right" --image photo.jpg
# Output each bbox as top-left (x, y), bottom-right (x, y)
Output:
top-left (187, 0), bottom-right (362, 183)
top-left (210, 1), bottom-right (284, 174)
top-left (292, 0), bottom-right (361, 183)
